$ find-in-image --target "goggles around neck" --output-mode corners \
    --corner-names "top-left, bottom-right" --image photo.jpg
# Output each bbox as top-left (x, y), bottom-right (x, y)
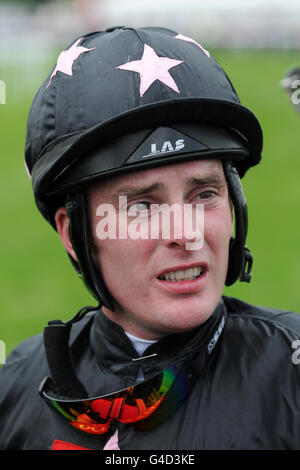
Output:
top-left (39, 305), bottom-right (225, 437)
top-left (39, 360), bottom-right (195, 436)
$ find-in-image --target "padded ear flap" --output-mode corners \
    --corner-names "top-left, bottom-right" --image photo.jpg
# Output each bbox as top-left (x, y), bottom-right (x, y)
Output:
top-left (66, 191), bottom-right (115, 311)
top-left (224, 162), bottom-right (253, 286)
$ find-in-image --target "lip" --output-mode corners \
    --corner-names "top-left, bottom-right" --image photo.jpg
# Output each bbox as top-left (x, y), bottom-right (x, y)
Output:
top-left (155, 262), bottom-right (208, 294)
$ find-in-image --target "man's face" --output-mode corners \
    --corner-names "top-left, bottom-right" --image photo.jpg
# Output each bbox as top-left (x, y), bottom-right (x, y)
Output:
top-left (89, 159), bottom-right (232, 339)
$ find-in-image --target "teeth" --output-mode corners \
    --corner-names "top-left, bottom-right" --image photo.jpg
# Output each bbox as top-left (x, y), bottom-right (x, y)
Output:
top-left (159, 266), bottom-right (204, 282)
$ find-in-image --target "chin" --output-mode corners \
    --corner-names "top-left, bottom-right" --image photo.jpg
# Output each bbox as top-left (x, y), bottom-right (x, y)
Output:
top-left (160, 297), bottom-right (218, 332)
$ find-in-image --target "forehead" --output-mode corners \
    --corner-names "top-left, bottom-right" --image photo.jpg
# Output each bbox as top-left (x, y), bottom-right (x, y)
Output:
top-left (90, 159), bottom-right (225, 197)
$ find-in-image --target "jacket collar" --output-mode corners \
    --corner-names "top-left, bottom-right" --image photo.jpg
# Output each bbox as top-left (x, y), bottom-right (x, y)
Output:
top-left (90, 298), bottom-right (227, 385)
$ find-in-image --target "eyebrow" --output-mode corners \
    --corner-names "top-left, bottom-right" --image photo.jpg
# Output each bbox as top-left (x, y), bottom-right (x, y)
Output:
top-left (113, 182), bottom-right (164, 200)
top-left (113, 173), bottom-right (226, 200)
top-left (187, 175), bottom-right (227, 187)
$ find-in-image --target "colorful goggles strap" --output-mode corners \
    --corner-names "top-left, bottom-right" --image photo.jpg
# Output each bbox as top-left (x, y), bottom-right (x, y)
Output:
top-left (39, 359), bottom-right (196, 436)
top-left (41, 305), bottom-right (225, 436)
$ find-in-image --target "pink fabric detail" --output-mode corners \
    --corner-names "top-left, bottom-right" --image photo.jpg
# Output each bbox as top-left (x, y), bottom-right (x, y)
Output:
top-left (47, 38), bottom-right (95, 87)
top-left (117, 44), bottom-right (183, 97)
top-left (174, 34), bottom-right (210, 57)
top-left (103, 429), bottom-right (120, 450)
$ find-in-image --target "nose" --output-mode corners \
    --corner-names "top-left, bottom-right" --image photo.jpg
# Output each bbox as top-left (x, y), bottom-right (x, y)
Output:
top-left (154, 202), bottom-right (204, 251)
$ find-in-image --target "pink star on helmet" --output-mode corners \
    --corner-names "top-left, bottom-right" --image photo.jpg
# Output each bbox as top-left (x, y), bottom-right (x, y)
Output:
top-left (116, 44), bottom-right (184, 97)
top-left (47, 38), bottom-right (95, 87)
top-left (174, 34), bottom-right (210, 58)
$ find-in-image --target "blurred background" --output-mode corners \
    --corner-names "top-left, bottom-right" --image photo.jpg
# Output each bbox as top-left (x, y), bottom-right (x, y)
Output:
top-left (1, 0), bottom-right (300, 356)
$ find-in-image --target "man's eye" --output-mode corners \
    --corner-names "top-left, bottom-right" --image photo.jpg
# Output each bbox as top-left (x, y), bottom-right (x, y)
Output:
top-left (197, 190), bottom-right (216, 200)
top-left (128, 201), bottom-right (151, 213)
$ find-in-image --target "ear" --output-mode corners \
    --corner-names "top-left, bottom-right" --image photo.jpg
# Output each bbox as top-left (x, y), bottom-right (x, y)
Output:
top-left (55, 207), bottom-right (78, 262)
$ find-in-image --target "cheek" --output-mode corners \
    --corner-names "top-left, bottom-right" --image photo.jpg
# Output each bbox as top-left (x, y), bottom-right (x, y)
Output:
top-left (96, 238), bottom-right (156, 288)
top-left (204, 208), bottom-right (233, 255)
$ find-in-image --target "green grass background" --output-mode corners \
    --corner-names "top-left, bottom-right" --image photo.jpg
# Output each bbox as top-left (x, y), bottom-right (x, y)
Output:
top-left (1, 49), bottom-right (300, 357)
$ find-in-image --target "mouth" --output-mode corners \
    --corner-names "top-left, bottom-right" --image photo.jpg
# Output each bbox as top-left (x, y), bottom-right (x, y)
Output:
top-left (157, 264), bottom-right (207, 282)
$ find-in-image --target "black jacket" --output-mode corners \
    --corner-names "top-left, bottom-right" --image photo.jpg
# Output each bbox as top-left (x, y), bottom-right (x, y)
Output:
top-left (0, 296), bottom-right (300, 450)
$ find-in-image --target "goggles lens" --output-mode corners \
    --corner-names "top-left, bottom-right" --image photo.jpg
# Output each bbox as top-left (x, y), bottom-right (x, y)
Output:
top-left (40, 361), bottom-right (194, 435)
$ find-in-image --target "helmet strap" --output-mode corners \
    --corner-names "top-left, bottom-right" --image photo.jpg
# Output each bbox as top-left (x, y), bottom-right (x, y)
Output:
top-left (223, 161), bottom-right (253, 285)
top-left (66, 190), bottom-right (115, 310)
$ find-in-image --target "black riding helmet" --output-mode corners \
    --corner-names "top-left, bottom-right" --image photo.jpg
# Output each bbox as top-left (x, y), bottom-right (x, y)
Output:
top-left (25, 26), bottom-right (263, 312)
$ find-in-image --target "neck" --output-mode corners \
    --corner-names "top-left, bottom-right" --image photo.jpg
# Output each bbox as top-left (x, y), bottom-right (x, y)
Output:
top-left (101, 306), bottom-right (168, 340)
